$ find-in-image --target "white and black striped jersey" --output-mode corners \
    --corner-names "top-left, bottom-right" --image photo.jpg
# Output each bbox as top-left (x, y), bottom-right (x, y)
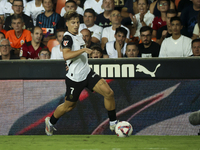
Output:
top-left (62, 31), bottom-right (91, 82)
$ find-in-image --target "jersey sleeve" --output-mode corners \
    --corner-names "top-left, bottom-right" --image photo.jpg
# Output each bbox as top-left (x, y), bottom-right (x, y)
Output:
top-left (152, 17), bottom-right (158, 30)
top-left (92, 27), bottom-right (103, 40)
top-left (158, 40), bottom-right (167, 57)
top-left (102, 28), bottom-right (108, 38)
top-left (193, 23), bottom-right (199, 35)
top-left (61, 35), bottom-right (73, 49)
top-left (83, 1), bottom-right (90, 10)
top-left (60, 7), bottom-right (66, 17)
top-left (24, 3), bottom-right (31, 16)
top-left (0, 5), bottom-right (4, 15)
top-left (103, 45), bottom-right (108, 55)
top-left (50, 46), bottom-right (56, 59)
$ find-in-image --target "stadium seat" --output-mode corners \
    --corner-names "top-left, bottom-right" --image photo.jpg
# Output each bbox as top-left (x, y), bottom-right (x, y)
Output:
top-left (47, 39), bottom-right (59, 52)
top-left (56, 0), bottom-right (66, 14)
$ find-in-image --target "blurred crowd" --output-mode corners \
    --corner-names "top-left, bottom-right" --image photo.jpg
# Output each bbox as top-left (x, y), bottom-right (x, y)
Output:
top-left (0, 0), bottom-right (200, 60)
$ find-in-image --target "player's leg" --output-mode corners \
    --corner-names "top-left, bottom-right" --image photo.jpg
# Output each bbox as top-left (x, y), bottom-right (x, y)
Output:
top-left (92, 78), bottom-right (118, 131)
top-left (45, 100), bottom-right (77, 136)
top-left (45, 77), bottom-right (85, 136)
top-left (93, 79), bottom-right (115, 110)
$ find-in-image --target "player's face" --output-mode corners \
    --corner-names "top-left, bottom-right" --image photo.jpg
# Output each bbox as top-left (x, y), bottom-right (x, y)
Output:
top-left (166, 13), bottom-right (176, 27)
top-left (80, 29), bottom-right (91, 46)
top-left (110, 10), bottom-right (122, 24)
top-left (140, 30), bottom-right (152, 45)
top-left (102, 0), bottom-right (114, 11)
top-left (43, 0), bottom-right (53, 12)
top-left (83, 12), bottom-right (96, 27)
top-left (12, 18), bottom-right (24, 32)
top-left (158, 0), bottom-right (169, 12)
top-left (90, 50), bottom-right (102, 58)
top-left (171, 20), bottom-right (182, 35)
top-left (115, 32), bottom-right (126, 45)
top-left (12, 1), bottom-right (23, 15)
top-left (138, 0), bottom-right (148, 14)
top-left (65, 2), bottom-right (76, 12)
top-left (66, 17), bottom-right (80, 35)
top-left (0, 40), bottom-right (11, 56)
top-left (56, 31), bottom-right (65, 44)
top-left (126, 45), bottom-right (139, 57)
top-left (192, 0), bottom-right (200, 8)
top-left (192, 41), bottom-right (200, 56)
top-left (39, 51), bottom-right (50, 59)
top-left (32, 27), bottom-right (43, 43)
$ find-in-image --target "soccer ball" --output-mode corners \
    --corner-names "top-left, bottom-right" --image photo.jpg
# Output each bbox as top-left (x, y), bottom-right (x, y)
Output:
top-left (115, 121), bottom-right (133, 137)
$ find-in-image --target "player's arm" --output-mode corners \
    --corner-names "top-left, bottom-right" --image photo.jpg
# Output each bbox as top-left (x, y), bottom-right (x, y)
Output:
top-left (149, 1), bottom-right (156, 14)
top-left (101, 37), bottom-right (108, 50)
top-left (63, 48), bottom-right (92, 60)
top-left (103, 45), bottom-right (109, 58)
top-left (121, 7), bottom-right (129, 18)
top-left (62, 35), bottom-right (92, 60)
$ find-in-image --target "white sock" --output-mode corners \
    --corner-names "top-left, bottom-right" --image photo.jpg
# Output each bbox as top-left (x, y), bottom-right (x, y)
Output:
top-left (110, 120), bottom-right (118, 126)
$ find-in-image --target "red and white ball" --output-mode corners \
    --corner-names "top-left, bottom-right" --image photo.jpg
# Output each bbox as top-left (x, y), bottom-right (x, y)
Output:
top-left (115, 121), bottom-right (133, 137)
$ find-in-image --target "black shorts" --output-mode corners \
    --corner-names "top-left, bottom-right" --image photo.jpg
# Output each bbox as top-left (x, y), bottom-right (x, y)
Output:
top-left (65, 69), bottom-right (102, 102)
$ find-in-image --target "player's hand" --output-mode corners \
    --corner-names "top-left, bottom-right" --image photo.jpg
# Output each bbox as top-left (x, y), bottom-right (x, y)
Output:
top-left (84, 48), bottom-right (93, 55)
top-left (66, 66), bottom-right (69, 71)
top-left (115, 41), bottom-right (122, 52)
top-left (162, 30), bottom-right (168, 38)
top-left (140, 13), bottom-right (144, 23)
top-left (129, 13), bottom-right (137, 27)
top-left (65, 63), bottom-right (69, 71)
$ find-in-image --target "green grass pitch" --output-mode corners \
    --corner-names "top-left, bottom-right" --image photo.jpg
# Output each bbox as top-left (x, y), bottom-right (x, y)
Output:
top-left (0, 135), bottom-right (199, 150)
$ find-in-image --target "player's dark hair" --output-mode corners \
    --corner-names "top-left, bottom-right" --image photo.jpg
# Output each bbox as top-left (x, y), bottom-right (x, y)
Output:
top-left (13, 0), bottom-right (23, 6)
top-left (42, 0), bottom-right (54, 4)
top-left (140, 26), bottom-right (153, 34)
top-left (115, 27), bottom-right (127, 37)
top-left (192, 39), bottom-right (200, 47)
top-left (103, 0), bottom-right (114, 3)
top-left (31, 26), bottom-right (42, 34)
top-left (158, 0), bottom-right (170, 7)
top-left (55, 29), bottom-right (66, 38)
top-left (65, 0), bottom-right (77, 6)
top-left (65, 11), bottom-right (80, 22)
top-left (39, 48), bottom-right (51, 55)
top-left (11, 14), bottom-right (24, 23)
top-left (84, 8), bottom-right (96, 17)
top-left (170, 16), bottom-right (182, 24)
top-left (137, 0), bottom-right (148, 5)
top-left (126, 42), bottom-right (138, 49)
top-left (166, 9), bottom-right (177, 15)
top-left (0, 32), bottom-right (5, 38)
top-left (90, 45), bottom-right (103, 58)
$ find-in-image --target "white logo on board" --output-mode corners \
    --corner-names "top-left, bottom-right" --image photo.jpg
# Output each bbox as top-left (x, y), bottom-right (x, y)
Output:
top-left (136, 64), bottom-right (161, 77)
